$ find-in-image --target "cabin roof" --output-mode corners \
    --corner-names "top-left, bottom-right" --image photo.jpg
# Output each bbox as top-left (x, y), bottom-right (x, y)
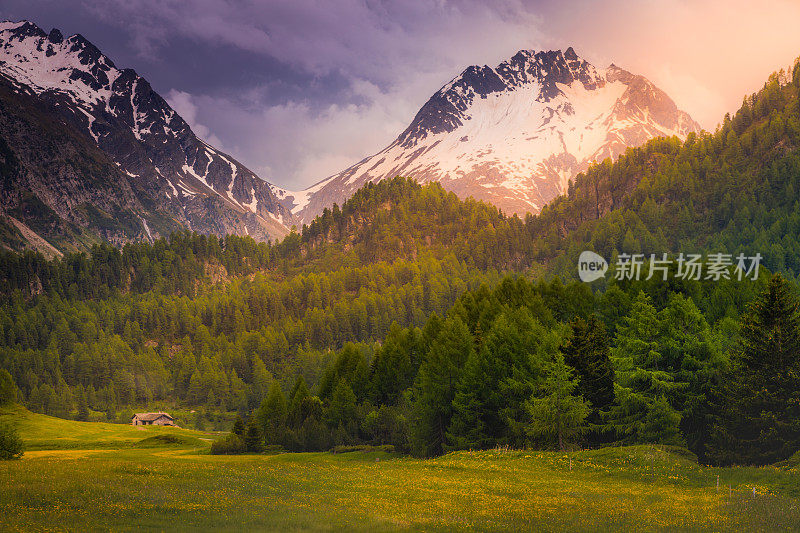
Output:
top-left (131, 412), bottom-right (174, 421)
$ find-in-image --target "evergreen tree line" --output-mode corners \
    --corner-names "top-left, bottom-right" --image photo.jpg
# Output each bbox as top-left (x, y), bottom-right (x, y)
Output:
top-left (15, 60), bottom-right (800, 310)
top-left (233, 273), bottom-right (799, 466)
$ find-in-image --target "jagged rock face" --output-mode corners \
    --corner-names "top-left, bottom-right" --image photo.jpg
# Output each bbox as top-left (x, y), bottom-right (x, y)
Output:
top-left (0, 73), bottom-right (161, 253)
top-left (0, 20), bottom-right (290, 252)
top-left (287, 47), bottom-right (700, 221)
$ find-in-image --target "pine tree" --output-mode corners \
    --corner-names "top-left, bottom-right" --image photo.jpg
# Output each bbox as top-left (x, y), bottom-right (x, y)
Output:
top-left (324, 379), bottom-right (357, 429)
top-left (244, 418), bottom-right (263, 453)
top-left (287, 376), bottom-right (311, 427)
top-left (249, 357), bottom-right (272, 409)
top-left (605, 292), bottom-right (683, 444)
top-left (0, 422), bottom-right (24, 460)
top-left (0, 370), bottom-right (17, 405)
top-left (447, 309), bottom-right (559, 450)
top-left (317, 343), bottom-right (369, 401)
top-left (370, 322), bottom-right (415, 405)
top-left (231, 415), bottom-right (245, 437)
top-left (657, 294), bottom-right (724, 458)
top-left (708, 274), bottom-right (800, 465)
top-left (639, 395), bottom-right (683, 445)
top-left (526, 354), bottom-right (590, 450)
top-left (411, 316), bottom-right (473, 457)
top-left (256, 381), bottom-right (287, 444)
top-left (561, 315), bottom-right (615, 444)
top-left (562, 315), bottom-right (615, 409)
top-left (657, 294), bottom-right (718, 410)
top-left (76, 392), bottom-right (89, 422)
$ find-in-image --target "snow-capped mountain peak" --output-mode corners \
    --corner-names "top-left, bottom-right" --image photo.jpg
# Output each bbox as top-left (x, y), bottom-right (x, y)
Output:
top-left (0, 20), bottom-right (290, 246)
top-left (287, 48), bottom-right (700, 221)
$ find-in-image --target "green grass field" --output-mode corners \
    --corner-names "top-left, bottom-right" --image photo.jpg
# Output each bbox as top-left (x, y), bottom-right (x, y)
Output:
top-left (1, 405), bottom-right (799, 532)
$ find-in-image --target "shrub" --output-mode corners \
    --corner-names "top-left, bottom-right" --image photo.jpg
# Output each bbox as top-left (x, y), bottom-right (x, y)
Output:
top-left (0, 422), bottom-right (23, 460)
top-left (331, 444), bottom-right (395, 454)
top-left (210, 433), bottom-right (246, 455)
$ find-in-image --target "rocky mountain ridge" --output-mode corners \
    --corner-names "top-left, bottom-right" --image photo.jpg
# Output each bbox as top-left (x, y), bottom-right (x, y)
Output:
top-left (0, 20), bottom-right (291, 253)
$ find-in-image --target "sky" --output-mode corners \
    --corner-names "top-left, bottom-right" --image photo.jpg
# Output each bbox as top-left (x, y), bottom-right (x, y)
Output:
top-left (3, 0), bottom-right (800, 191)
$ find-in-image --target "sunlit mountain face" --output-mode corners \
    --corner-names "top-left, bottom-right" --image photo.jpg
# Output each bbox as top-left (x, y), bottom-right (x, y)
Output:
top-left (284, 47), bottom-right (698, 222)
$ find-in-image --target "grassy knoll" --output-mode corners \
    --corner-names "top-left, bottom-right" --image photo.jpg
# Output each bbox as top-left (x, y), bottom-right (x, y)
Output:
top-left (1, 407), bottom-right (799, 532)
top-left (0, 404), bottom-right (215, 450)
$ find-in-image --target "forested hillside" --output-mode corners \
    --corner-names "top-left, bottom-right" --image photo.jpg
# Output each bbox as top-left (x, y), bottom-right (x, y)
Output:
top-left (3, 62), bottom-right (800, 466)
top-left (0, 177), bottom-right (527, 299)
top-left (0, 178), bottom-right (515, 430)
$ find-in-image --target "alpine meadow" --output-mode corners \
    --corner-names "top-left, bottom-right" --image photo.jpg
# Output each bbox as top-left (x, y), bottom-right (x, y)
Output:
top-left (2, 3), bottom-right (800, 532)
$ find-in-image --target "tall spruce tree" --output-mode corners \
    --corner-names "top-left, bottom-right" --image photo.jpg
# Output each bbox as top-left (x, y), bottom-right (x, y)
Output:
top-left (657, 294), bottom-right (719, 410)
top-left (526, 353), bottom-right (591, 450)
top-left (658, 294), bottom-right (725, 459)
top-left (324, 379), bottom-right (358, 430)
top-left (708, 274), bottom-right (800, 465)
top-left (0, 370), bottom-right (17, 405)
top-left (324, 379), bottom-right (359, 444)
top-left (231, 415), bottom-right (246, 437)
top-left (370, 322), bottom-right (417, 405)
top-left (317, 343), bottom-right (369, 402)
top-left (639, 395), bottom-right (683, 445)
top-left (561, 315), bottom-right (615, 444)
top-left (287, 375), bottom-right (311, 427)
top-left (256, 381), bottom-right (287, 445)
top-left (447, 308), bottom-right (560, 450)
top-left (411, 316), bottom-right (473, 457)
top-left (244, 418), bottom-right (263, 453)
top-left (605, 292), bottom-right (683, 444)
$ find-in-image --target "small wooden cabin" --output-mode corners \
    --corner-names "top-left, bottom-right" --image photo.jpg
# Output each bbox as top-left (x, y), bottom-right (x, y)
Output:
top-left (131, 412), bottom-right (175, 426)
